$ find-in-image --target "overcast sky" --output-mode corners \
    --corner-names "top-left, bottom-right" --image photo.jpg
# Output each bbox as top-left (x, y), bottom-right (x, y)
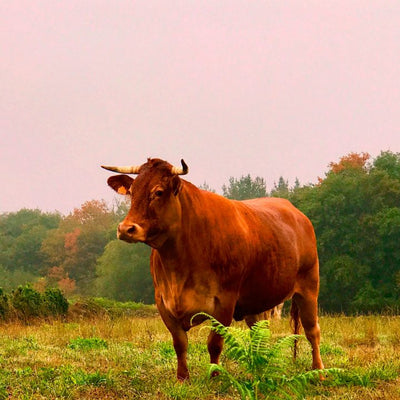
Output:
top-left (1, 1), bottom-right (399, 214)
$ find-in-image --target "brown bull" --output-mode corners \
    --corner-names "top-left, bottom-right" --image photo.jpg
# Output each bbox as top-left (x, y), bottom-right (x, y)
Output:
top-left (102, 158), bottom-right (324, 380)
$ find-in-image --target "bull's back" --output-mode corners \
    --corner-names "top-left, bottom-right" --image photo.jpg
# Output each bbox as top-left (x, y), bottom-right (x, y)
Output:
top-left (188, 190), bottom-right (317, 273)
top-left (241, 197), bottom-right (317, 264)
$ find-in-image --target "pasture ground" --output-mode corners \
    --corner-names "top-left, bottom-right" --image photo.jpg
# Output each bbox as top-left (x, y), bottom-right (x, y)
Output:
top-left (1, 308), bottom-right (400, 399)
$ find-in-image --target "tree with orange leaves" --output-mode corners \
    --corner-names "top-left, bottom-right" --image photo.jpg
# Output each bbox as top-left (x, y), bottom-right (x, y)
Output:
top-left (41, 200), bottom-right (116, 294)
top-left (328, 152), bottom-right (370, 173)
top-left (317, 152), bottom-right (370, 184)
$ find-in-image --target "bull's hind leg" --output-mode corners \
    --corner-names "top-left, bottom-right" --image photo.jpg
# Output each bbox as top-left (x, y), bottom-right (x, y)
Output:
top-left (207, 303), bottom-right (236, 376)
top-left (207, 330), bottom-right (224, 376)
top-left (293, 292), bottom-right (324, 370)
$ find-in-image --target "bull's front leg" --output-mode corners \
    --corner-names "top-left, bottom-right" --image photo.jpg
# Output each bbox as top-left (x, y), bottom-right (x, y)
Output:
top-left (156, 298), bottom-right (190, 380)
top-left (172, 327), bottom-right (189, 380)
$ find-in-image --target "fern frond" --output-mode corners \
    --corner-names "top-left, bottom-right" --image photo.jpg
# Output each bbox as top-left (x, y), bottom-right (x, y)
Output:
top-left (274, 381), bottom-right (301, 400)
top-left (192, 312), bottom-right (249, 365)
top-left (273, 368), bottom-right (343, 399)
top-left (273, 334), bottom-right (303, 354)
top-left (250, 320), bottom-right (271, 356)
top-left (265, 335), bottom-right (303, 365)
top-left (209, 363), bottom-right (254, 400)
top-left (254, 334), bottom-right (302, 382)
top-left (247, 320), bottom-right (272, 374)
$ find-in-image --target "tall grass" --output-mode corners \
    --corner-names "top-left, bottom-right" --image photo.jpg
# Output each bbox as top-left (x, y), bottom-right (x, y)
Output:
top-left (0, 306), bottom-right (399, 399)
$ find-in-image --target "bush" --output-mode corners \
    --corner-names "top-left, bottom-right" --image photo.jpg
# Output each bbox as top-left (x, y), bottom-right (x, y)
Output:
top-left (0, 288), bottom-right (9, 320)
top-left (351, 282), bottom-right (397, 314)
top-left (11, 285), bottom-right (42, 320)
top-left (7, 285), bottom-right (69, 322)
top-left (42, 288), bottom-right (69, 316)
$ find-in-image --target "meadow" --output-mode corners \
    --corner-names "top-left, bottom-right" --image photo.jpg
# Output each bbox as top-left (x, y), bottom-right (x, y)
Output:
top-left (1, 305), bottom-right (400, 399)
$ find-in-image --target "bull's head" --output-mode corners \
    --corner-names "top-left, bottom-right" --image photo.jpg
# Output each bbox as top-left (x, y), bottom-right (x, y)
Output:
top-left (102, 158), bottom-right (188, 249)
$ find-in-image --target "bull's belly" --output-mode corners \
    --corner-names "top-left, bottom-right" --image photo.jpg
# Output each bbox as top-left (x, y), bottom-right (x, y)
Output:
top-left (233, 302), bottom-right (278, 321)
top-left (233, 278), bottom-right (295, 321)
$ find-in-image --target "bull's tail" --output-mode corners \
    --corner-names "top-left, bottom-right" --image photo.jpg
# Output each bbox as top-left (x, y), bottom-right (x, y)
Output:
top-left (290, 299), bottom-right (302, 359)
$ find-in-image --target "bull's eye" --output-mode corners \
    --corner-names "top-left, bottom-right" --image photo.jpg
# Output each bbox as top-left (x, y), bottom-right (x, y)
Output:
top-left (155, 190), bottom-right (164, 197)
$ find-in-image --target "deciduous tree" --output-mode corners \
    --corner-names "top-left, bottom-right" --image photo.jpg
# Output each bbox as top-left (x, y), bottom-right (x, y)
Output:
top-left (95, 240), bottom-right (153, 303)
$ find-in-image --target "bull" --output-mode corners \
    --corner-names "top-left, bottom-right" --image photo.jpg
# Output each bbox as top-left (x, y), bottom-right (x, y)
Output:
top-left (102, 158), bottom-right (324, 380)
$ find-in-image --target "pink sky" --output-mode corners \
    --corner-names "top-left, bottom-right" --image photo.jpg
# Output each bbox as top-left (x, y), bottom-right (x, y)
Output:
top-left (1, 1), bottom-right (399, 214)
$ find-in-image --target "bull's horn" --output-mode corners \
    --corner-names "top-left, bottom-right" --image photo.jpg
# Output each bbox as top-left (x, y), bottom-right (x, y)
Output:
top-left (171, 159), bottom-right (189, 175)
top-left (101, 165), bottom-right (142, 174)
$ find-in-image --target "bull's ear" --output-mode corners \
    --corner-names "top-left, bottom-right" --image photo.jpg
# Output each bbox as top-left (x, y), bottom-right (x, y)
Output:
top-left (171, 175), bottom-right (182, 196)
top-left (107, 175), bottom-right (133, 195)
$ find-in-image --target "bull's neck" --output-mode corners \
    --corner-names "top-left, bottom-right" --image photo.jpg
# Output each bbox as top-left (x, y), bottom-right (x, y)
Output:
top-left (157, 181), bottom-right (224, 265)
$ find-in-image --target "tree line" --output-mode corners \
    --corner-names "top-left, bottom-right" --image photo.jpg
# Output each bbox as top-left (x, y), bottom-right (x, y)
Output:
top-left (0, 150), bottom-right (399, 314)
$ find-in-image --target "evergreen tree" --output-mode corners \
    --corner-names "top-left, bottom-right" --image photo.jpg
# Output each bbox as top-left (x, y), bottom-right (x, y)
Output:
top-left (270, 176), bottom-right (290, 199)
top-left (222, 175), bottom-right (267, 200)
top-left (198, 182), bottom-right (216, 193)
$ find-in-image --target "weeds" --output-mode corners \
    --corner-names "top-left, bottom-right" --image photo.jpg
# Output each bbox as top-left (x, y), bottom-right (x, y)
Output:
top-left (68, 337), bottom-right (108, 351)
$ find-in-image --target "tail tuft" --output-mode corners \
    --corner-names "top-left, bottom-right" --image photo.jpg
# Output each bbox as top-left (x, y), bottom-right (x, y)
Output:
top-left (290, 299), bottom-right (302, 359)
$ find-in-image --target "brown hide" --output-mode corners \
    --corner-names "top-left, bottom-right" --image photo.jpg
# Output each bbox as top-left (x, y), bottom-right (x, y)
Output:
top-left (104, 158), bottom-right (324, 380)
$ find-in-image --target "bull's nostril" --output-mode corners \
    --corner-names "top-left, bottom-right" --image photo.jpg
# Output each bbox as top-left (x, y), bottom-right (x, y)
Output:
top-left (127, 225), bottom-right (137, 235)
top-left (118, 222), bottom-right (145, 242)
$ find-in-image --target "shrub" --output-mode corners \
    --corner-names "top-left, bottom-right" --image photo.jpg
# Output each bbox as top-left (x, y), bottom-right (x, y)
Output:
top-left (0, 288), bottom-right (9, 320)
top-left (42, 288), bottom-right (69, 316)
top-left (11, 285), bottom-right (42, 320)
top-left (7, 285), bottom-right (69, 322)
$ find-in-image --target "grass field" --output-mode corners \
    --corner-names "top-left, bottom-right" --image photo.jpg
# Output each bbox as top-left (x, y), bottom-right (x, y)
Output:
top-left (1, 307), bottom-right (400, 399)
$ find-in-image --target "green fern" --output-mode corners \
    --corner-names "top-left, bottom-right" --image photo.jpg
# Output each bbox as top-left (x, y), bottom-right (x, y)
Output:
top-left (194, 312), bottom-right (340, 400)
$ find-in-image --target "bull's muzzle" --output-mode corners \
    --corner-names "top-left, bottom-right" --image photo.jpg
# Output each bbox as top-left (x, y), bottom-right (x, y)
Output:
top-left (117, 222), bottom-right (146, 243)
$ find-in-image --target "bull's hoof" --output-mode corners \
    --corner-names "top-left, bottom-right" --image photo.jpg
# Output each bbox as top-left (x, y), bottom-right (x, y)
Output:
top-left (177, 373), bottom-right (190, 382)
top-left (210, 370), bottom-right (220, 378)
